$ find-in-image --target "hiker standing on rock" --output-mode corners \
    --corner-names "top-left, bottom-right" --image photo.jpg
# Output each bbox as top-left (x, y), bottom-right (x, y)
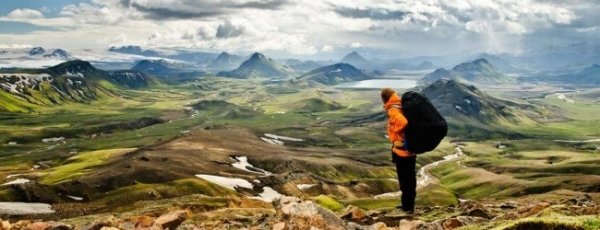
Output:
top-left (382, 88), bottom-right (417, 215)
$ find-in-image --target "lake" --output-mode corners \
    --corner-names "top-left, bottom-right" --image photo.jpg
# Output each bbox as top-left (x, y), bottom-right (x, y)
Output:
top-left (335, 79), bottom-right (418, 89)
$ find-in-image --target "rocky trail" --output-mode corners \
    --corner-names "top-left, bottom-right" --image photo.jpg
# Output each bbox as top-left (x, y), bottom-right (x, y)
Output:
top-left (0, 192), bottom-right (597, 230)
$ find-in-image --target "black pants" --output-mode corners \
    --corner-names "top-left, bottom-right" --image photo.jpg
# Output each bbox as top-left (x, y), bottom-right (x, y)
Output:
top-left (393, 152), bottom-right (417, 212)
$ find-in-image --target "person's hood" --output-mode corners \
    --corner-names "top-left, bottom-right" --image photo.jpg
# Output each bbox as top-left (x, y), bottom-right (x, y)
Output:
top-left (384, 92), bottom-right (402, 110)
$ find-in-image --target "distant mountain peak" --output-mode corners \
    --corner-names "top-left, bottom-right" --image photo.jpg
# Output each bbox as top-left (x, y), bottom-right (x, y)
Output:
top-left (29, 47), bottom-right (46, 56)
top-left (340, 51), bottom-right (372, 70)
top-left (473, 58), bottom-right (490, 64)
top-left (249, 52), bottom-right (268, 61)
top-left (299, 62), bottom-right (372, 85)
top-left (49, 60), bottom-right (96, 76)
top-left (43, 49), bottom-right (72, 59)
top-left (217, 52), bottom-right (291, 78)
top-left (216, 52), bottom-right (232, 58)
top-left (423, 58), bottom-right (513, 84)
top-left (342, 51), bottom-right (366, 61)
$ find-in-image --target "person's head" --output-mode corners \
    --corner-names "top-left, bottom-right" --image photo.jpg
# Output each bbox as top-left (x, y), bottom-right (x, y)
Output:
top-left (381, 88), bottom-right (396, 104)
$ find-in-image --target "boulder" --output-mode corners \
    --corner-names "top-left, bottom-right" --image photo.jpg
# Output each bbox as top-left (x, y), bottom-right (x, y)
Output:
top-left (0, 220), bottom-right (10, 230)
top-left (518, 202), bottom-right (551, 218)
top-left (82, 216), bottom-right (119, 230)
top-left (340, 205), bottom-right (367, 222)
top-left (272, 222), bottom-right (288, 230)
top-left (465, 208), bottom-right (492, 219)
top-left (24, 222), bottom-right (73, 230)
top-left (369, 222), bottom-right (388, 230)
top-left (455, 216), bottom-right (486, 226)
top-left (11, 221), bottom-right (33, 229)
top-left (27, 222), bottom-right (51, 230)
top-left (398, 220), bottom-right (423, 230)
top-left (274, 196), bottom-right (345, 229)
top-left (499, 201), bottom-right (518, 209)
top-left (442, 218), bottom-right (463, 229)
top-left (154, 210), bottom-right (189, 230)
top-left (133, 216), bottom-right (155, 228)
top-left (47, 221), bottom-right (73, 230)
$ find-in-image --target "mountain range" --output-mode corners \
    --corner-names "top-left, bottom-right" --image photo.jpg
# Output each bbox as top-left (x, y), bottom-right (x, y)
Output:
top-left (422, 58), bottom-right (514, 84)
top-left (422, 79), bottom-right (540, 125)
top-left (340, 51), bottom-right (373, 70)
top-left (297, 63), bottom-right (372, 85)
top-left (0, 60), bottom-right (151, 112)
top-left (217, 52), bottom-right (293, 79)
top-left (207, 52), bottom-right (244, 72)
top-left (535, 64), bottom-right (600, 85)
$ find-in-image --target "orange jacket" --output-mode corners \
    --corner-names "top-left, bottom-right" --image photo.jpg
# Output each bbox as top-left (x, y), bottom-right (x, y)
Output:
top-left (384, 92), bottom-right (413, 157)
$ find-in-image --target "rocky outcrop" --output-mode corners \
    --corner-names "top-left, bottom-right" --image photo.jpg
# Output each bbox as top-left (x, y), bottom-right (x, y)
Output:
top-left (274, 196), bottom-right (345, 229)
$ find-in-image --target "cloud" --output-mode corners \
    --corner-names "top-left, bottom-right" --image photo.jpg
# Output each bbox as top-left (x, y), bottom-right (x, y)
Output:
top-left (120, 0), bottom-right (290, 19)
top-left (61, 3), bottom-right (125, 25)
top-left (321, 45), bottom-right (333, 52)
top-left (0, 44), bottom-right (33, 49)
top-left (6, 8), bottom-right (44, 19)
top-left (333, 7), bottom-right (408, 20)
top-left (350, 42), bottom-right (362, 48)
top-left (216, 21), bottom-right (246, 38)
top-left (0, 0), bottom-right (595, 59)
top-left (0, 21), bottom-right (57, 34)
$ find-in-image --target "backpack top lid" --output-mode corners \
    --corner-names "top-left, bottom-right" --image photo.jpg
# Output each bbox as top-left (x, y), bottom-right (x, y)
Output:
top-left (401, 91), bottom-right (448, 154)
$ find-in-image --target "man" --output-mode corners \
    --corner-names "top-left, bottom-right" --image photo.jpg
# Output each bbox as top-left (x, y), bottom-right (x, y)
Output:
top-left (381, 87), bottom-right (416, 214)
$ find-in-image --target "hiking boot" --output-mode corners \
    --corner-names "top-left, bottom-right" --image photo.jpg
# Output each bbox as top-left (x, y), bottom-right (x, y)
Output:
top-left (388, 209), bottom-right (415, 218)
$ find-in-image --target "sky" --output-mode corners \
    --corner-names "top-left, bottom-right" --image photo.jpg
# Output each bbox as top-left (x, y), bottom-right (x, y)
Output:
top-left (0, 0), bottom-right (598, 60)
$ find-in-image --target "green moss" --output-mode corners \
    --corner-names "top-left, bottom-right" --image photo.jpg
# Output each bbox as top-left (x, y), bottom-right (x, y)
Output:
top-left (41, 148), bottom-right (136, 184)
top-left (0, 188), bottom-right (18, 201)
top-left (0, 90), bottom-right (37, 112)
top-left (97, 178), bottom-right (236, 207)
top-left (342, 197), bottom-right (397, 211)
top-left (313, 195), bottom-right (344, 212)
top-left (416, 183), bottom-right (459, 206)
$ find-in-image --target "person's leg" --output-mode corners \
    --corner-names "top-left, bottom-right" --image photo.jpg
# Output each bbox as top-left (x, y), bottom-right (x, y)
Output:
top-left (401, 156), bottom-right (417, 212)
top-left (395, 155), bottom-right (417, 212)
top-left (394, 153), bottom-right (403, 209)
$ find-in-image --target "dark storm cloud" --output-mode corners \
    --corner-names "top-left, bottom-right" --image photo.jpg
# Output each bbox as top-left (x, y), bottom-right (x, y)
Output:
top-left (129, 2), bottom-right (222, 19)
top-left (333, 7), bottom-right (409, 20)
top-left (120, 0), bottom-right (290, 20)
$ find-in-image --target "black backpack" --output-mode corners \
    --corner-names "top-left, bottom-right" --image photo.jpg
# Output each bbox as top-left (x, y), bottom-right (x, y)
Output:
top-left (401, 91), bottom-right (447, 154)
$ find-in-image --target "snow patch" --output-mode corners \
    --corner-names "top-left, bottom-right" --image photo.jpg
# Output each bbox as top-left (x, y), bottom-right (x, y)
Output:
top-left (296, 184), bottom-right (317, 190)
top-left (42, 137), bottom-right (65, 143)
top-left (0, 202), bottom-right (55, 215)
top-left (554, 139), bottom-right (600, 143)
top-left (195, 174), bottom-right (253, 190)
top-left (6, 174), bottom-right (24, 179)
top-left (265, 133), bottom-right (304, 142)
top-left (231, 156), bottom-right (271, 175)
top-left (250, 187), bottom-right (283, 202)
top-left (261, 137), bottom-right (283, 146)
top-left (67, 195), bottom-right (83, 201)
top-left (374, 191), bottom-right (401, 199)
top-left (1, 178), bottom-right (31, 186)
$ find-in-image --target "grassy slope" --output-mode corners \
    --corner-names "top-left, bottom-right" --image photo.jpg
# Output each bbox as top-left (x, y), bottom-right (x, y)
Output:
top-left (42, 148), bottom-right (136, 184)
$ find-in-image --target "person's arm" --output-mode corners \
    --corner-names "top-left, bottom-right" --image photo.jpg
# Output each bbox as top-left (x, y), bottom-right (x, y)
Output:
top-left (387, 108), bottom-right (408, 146)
